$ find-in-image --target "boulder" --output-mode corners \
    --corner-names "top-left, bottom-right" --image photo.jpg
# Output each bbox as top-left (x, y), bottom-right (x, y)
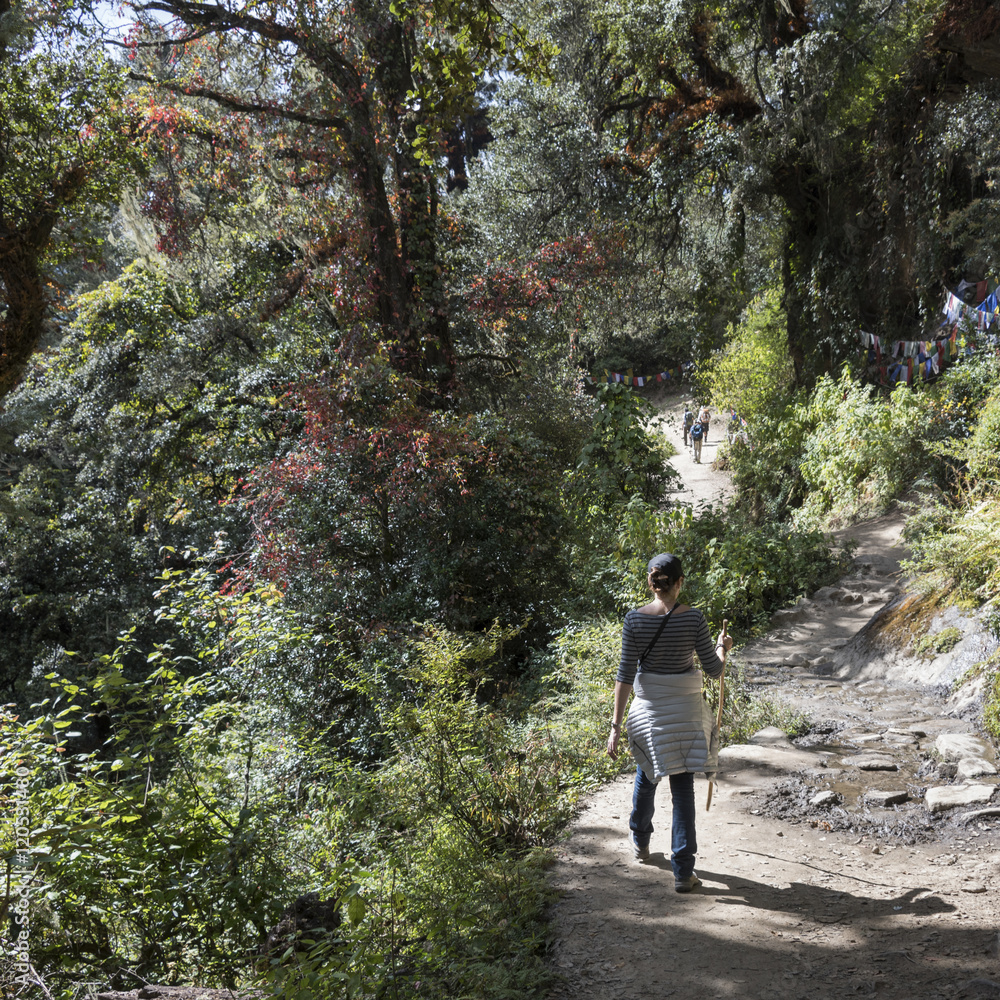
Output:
top-left (809, 791), bottom-right (841, 807)
top-left (935, 733), bottom-right (990, 762)
top-left (957, 757), bottom-right (998, 779)
top-left (771, 605), bottom-right (810, 626)
top-left (804, 766), bottom-right (844, 779)
top-left (812, 586), bottom-right (845, 601)
top-left (837, 591), bottom-right (865, 604)
top-left (925, 783), bottom-right (997, 814)
top-left (842, 753), bottom-right (899, 771)
top-left (749, 726), bottom-right (794, 748)
top-left (882, 732), bottom-right (918, 745)
top-left (864, 789), bottom-right (909, 807)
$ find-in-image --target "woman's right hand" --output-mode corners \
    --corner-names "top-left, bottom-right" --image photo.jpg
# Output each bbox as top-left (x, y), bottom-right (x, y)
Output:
top-left (607, 725), bottom-right (620, 759)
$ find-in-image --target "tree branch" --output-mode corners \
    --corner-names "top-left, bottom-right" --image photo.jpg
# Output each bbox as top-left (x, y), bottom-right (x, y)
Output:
top-left (135, 0), bottom-right (362, 95)
top-left (453, 352), bottom-right (521, 371)
top-left (128, 72), bottom-right (352, 136)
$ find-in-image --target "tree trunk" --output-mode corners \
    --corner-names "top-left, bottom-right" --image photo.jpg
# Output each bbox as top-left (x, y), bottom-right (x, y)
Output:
top-left (0, 215), bottom-right (58, 398)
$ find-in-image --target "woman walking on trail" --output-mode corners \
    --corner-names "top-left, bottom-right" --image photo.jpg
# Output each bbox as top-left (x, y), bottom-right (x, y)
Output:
top-left (607, 553), bottom-right (733, 893)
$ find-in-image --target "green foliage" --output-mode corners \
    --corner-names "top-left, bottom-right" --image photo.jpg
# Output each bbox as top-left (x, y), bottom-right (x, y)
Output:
top-left (0, 258), bottom-right (292, 703)
top-left (611, 501), bottom-right (849, 636)
top-left (0, 50), bottom-right (139, 221)
top-left (903, 484), bottom-right (1000, 606)
top-left (2, 660), bottom-right (294, 988)
top-left (722, 398), bottom-right (813, 522)
top-left (575, 383), bottom-right (678, 506)
top-left (700, 288), bottom-right (795, 423)
top-left (984, 656), bottom-right (1000, 742)
top-left (0, 571), bottom-right (609, 997)
top-left (0, 18), bottom-right (145, 395)
top-left (958, 390), bottom-right (1000, 483)
top-left (388, 0), bottom-right (555, 164)
top-left (796, 369), bottom-right (931, 526)
top-left (914, 626), bottom-right (962, 658)
top-left (236, 356), bottom-right (577, 652)
top-left (721, 353), bottom-right (1000, 525)
top-left (924, 352), bottom-right (1000, 443)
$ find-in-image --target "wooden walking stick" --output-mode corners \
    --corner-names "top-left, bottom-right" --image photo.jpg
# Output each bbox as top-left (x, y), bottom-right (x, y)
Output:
top-left (706, 619), bottom-right (728, 812)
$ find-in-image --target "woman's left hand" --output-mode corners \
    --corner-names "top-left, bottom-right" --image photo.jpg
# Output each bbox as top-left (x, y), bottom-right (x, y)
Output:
top-left (717, 632), bottom-right (733, 653)
top-left (607, 725), bottom-right (621, 759)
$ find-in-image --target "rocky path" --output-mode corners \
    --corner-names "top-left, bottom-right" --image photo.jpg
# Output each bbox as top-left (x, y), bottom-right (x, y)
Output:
top-left (650, 392), bottom-right (733, 509)
top-left (545, 393), bottom-right (1000, 1000)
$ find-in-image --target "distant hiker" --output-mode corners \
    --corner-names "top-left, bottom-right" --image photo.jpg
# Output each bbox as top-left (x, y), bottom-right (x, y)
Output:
top-left (697, 405), bottom-right (711, 443)
top-left (682, 405), bottom-right (695, 446)
top-left (689, 419), bottom-right (703, 463)
top-left (607, 553), bottom-right (733, 893)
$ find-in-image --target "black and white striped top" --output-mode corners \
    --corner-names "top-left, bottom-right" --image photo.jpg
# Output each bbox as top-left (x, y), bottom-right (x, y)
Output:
top-left (616, 607), bottom-right (723, 686)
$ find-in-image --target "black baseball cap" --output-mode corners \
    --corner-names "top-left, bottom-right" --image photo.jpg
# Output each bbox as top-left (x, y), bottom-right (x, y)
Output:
top-left (647, 553), bottom-right (683, 579)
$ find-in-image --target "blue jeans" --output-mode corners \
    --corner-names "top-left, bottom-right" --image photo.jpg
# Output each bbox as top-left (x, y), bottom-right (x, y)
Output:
top-left (629, 767), bottom-right (696, 880)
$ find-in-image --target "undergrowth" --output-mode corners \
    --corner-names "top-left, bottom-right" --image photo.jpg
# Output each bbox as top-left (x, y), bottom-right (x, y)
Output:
top-left (985, 660), bottom-right (1000, 740)
top-left (914, 626), bottom-right (962, 658)
top-left (903, 485), bottom-right (1000, 607)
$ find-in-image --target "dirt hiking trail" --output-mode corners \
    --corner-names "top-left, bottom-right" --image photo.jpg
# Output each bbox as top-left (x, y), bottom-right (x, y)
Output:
top-left (545, 395), bottom-right (1000, 1000)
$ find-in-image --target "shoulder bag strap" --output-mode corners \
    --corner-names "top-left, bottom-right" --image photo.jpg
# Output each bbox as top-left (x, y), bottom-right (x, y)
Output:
top-left (636, 601), bottom-right (679, 672)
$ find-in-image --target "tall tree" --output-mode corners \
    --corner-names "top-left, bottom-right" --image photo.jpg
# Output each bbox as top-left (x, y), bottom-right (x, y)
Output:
top-left (0, 0), bottom-right (141, 396)
top-left (586, 0), bottom-right (1000, 381)
top-left (120, 0), bottom-right (548, 398)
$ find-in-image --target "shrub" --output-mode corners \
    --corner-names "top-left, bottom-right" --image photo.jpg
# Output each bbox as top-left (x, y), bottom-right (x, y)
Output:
top-left (903, 483), bottom-right (1000, 606)
top-left (795, 368), bottom-right (930, 526)
top-left (3, 661), bottom-right (296, 991)
top-left (914, 626), bottom-right (963, 658)
top-left (610, 500), bottom-right (849, 636)
top-left (704, 660), bottom-right (808, 745)
top-left (575, 382), bottom-right (679, 506)
top-left (962, 390), bottom-right (1000, 483)
top-left (984, 658), bottom-right (1000, 741)
top-left (699, 286), bottom-right (795, 425)
top-left (696, 289), bottom-right (810, 522)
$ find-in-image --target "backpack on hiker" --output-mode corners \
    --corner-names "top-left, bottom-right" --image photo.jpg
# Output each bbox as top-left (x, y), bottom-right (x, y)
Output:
top-left (689, 421), bottom-right (703, 440)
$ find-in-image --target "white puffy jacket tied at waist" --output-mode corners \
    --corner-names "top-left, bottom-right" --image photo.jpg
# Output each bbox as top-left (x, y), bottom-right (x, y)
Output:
top-left (626, 669), bottom-right (719, 782)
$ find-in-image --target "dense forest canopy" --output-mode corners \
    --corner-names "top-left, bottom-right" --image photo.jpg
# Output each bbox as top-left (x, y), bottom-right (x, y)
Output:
top-left (4, 0), bottom-right (1000, 995)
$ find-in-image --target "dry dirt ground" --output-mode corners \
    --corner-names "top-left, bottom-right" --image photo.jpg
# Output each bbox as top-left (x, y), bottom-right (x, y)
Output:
top-left (544, 392), bottom-right (1000, 1000)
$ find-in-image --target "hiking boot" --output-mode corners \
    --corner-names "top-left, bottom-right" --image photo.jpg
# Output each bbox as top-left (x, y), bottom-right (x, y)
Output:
top-left (629, 832), bottom-right (649, 860)
top-left (674, 873), bottom-right (702, 893)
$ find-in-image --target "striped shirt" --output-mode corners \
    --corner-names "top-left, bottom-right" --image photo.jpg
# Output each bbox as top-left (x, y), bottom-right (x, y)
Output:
top-left (616, 607), bottom-right (723, 686)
